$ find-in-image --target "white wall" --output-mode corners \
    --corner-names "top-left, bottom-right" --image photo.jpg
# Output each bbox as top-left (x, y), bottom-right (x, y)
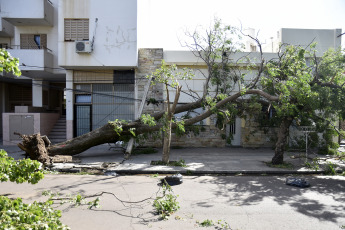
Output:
top-left (1, 0), bottom-right (45, 19)
top-left (164, 28), bottom-right (342, 104)
top-left (164, 50), bottom-right (277, 103)
top-left (58, 0), bottom-right (138, 68)
top-left (280, 28), bottom-right (342, 56)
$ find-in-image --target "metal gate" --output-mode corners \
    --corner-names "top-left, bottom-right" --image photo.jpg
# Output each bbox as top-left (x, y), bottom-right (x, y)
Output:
top-left (75, 105), bottom-right (91, 137)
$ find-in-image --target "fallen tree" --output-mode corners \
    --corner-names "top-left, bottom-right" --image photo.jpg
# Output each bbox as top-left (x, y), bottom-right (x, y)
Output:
top-left (16, 89), bottom-right (278, 164)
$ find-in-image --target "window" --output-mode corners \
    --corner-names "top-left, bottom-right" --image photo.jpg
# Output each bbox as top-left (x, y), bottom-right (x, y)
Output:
top-left (20, 34), bottom-right (47, 49)
top-left (73, 73), bottom-right (135, 134)
top-left (114, 70), bottom-right (135, 84)
top-left (0, 43), bottom-right (8, 49)
top-left (176, 107), bottom-right (206, 125)
top-left (34, 35), bottom-right (41, 49)
top-left (64, 19), bottom-right (89, 41)
top-left (75, 94), bottom-right (92, 103)
top-left (262, 105), bottom-right (276, 120)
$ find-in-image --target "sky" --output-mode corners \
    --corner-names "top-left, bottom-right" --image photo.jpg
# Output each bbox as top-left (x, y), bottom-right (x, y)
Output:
top-left (138, 0), bottom-right (345, 50)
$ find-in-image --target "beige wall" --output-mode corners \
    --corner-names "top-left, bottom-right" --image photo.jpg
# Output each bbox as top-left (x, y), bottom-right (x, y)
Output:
top-left (2, 111), bottom-right (59, 146)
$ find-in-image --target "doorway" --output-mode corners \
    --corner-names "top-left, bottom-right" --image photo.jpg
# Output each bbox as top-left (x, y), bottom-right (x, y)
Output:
top-left (226, 117), bottom-right (242, 146)
top-left (75, 105), bottom-right (91, 137)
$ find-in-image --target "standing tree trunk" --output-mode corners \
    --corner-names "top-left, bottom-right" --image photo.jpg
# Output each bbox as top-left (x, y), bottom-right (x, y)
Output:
top-left (161, 85), bottom-right (182, 164)
top-left (162, 115), bottom-right (172, 163)
top-left (272, 116), bottom-right (293, 164)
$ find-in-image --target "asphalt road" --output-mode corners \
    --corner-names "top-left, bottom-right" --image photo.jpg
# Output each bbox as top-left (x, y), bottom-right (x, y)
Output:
top-left (1, 174), bottom-right (345, 230)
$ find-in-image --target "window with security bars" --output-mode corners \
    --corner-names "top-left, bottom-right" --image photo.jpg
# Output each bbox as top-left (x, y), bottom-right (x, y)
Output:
top-left (20, 34), bottom-right (47, 49)
top-left (64, 19), bottom-right (89, 41)
top-left (73, 71), bottom-right (135, 136)
top-left (92, 83), bottom-right (135, 130)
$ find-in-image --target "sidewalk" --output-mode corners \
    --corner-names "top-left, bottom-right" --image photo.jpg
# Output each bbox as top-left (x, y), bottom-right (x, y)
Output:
top-left (2, 142), bottom-right (344, 175)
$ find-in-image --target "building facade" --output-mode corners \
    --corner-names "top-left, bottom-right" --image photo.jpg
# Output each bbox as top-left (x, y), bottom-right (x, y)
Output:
top-left (0, 0), bottom-right (342, 148)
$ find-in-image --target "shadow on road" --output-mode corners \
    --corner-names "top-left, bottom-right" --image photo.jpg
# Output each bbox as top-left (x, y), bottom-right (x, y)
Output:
top-left (197, 175), bottom-right (345, 223)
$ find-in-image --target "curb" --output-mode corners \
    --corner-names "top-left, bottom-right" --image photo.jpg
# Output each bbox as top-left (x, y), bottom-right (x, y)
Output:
top-left (108, 169), bottom-right (326, 175)
top-left (51, 167), bottom-right (326, 176)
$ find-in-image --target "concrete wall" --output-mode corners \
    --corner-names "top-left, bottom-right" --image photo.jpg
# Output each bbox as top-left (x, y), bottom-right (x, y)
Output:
top-left (58, 0), bottom-right (138, 68)
top-left (2, 111), bottom-right (59, 146)
top-left (40, 113), bottom-right (59, 136)
top-left (0, 0), bottom-right (53, 26)
top-left (263, 28), bottom-right (342, 54)
top-left (9, 49), bottom-right (54, 72)
top-left (0, 18), bottom-right (14, 37)
top-left (281, 28), bottom-right (342, 55)
top-left (241, 117), bottom-right (278, 148)
top-left (137, 48), bottom-right (164, 115)
top-left (171, 118), bottom-right (226, 148)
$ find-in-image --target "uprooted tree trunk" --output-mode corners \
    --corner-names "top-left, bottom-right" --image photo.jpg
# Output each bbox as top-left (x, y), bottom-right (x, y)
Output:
top-left (16, 133), bottom-right (51, 164)
top-left (17, 90), bottom-right (279, 165)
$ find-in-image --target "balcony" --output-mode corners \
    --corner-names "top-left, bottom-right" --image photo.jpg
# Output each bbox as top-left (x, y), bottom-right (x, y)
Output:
top-left (8, 45), bottom-right (54, 75)
top-left (0, 19), bottom-right (14, 37)
top-left (0, 0), bottom-right (54, 26)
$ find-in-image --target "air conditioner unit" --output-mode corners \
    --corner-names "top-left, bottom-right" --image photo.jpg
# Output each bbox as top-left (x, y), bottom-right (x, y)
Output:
top-left (75, 41), bottom-right (92, 53)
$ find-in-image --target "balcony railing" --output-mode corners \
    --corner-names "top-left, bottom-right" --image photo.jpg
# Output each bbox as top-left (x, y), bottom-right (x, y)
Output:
top-left (5, 45), bottom-right (53, 53)
top-left (6, 46), bottom-right (54, 73)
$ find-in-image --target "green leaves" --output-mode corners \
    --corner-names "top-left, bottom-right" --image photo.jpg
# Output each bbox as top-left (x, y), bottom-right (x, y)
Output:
top-left (108, 119), bottom-right (124, 136)
top-left (0, 149), bottom-right (44, 184)
top-left (0, 49), bottom-right (21, 77)
top-left (140, 114), bottom-right (156, 127)
top-left (153, 183), bottom-right (180, 220)
top-left (262, 44), bottom-right (315, 117)
top-left (0, 196), bottom-right (70, 229)
top-left (0, 150), bottom-right (67, 229)
top-left (149, 60), bottom-right (194, 88)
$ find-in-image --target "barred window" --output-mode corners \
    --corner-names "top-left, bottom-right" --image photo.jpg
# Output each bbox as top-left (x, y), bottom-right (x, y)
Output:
top-left (64, 19), bottom-right (89, 41)
top-left (20, 34), bottom-right (47, 49)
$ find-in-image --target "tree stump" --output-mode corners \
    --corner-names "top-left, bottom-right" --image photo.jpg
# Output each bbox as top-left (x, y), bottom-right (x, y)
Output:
top-left (16, 133), bottom-right (51, 165)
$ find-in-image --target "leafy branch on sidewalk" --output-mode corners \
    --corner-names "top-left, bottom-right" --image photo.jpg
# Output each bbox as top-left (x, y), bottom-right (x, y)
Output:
top-left (43, 179), bottom-right (180, 221)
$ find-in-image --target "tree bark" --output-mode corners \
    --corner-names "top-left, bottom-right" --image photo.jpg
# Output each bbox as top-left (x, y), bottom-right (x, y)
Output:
top-left (271, 116), bottom-right (293, 164)
top-left (161, 85), bottom-right (182, 164)
top-left (162, 120), bottom-right (172, 163)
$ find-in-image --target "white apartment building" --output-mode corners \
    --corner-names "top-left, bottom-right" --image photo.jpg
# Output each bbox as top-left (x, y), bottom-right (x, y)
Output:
top-left (1, 0), bottom-right (139, 145)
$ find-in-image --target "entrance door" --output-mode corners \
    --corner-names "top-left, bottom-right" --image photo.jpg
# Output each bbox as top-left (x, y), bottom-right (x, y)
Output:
top-left (75, 105), bottom-right (91, 137)
top-left (226, 117), bottom-right (242, 146)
